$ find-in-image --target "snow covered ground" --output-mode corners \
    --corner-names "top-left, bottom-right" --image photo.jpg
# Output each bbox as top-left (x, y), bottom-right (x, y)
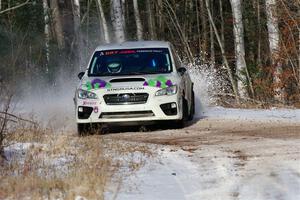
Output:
top-left (108, 107), bottom-right (300, 200)
top-left (3, 104), bottom-right (300, 199)
top-left (202, 106), bottom-right (300, 123)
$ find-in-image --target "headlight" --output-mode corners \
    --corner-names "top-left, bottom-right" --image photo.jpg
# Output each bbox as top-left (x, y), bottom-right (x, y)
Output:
top-left (155, 85), bottom-right (177, 96)
top-left (77, 89), bottom-right (98, 99)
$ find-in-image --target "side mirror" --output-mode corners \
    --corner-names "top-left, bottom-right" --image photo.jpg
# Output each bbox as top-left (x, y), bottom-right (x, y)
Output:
top-left (177, 67), bottom-right (187, 75)
top-left (78, 72), bottom-right (85, 80)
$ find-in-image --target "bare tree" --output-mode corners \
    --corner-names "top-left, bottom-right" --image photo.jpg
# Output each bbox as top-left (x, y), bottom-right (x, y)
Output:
top-left (229, 0), bottom-right (254, 97)
top-left (43, 0), bottom-right (50, 73)
top-left (50, 0), bottom-right (65, 49)
top-left (205, 0), bottom-right (239, 102)
top-left (111, 0), bottom-right (126, 43)
top-left (0, 90), bottom-right (37, 160)
top-left (164, 0), bottom-right (193, 63)
top-left (72, 0), bottom-right (84, 68)
top-left (219, 0), bottom-right (225, 47)
top-left (146, 0), bottom-right (156, 40)
top-left (199, 0), bottom-right (208, 61)
top-left (208, 0), bottom-right (215, 64)
top-left (157, 0), bottom-right (164, 37)
top-left (133, 0), bottom-right (143, 40)
top-left (265, 0), bottom-right (283, 102)
top-left (298, 5), bottom-right (300, 87)
top-left (0, 0), bottom-right (30, 15)
top-left (0, 95), bottom-right (12, 159)
top-left (96, 0), bottom-right (110, 43)
top-left (256, 0), bottom-right (262, 66)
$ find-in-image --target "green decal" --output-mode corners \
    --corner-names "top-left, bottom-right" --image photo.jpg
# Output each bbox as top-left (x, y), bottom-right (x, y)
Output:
top-left (143, 76), bottom-right (173, 88)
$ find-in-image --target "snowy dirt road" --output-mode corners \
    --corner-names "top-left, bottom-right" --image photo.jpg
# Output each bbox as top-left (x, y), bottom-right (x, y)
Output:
top-left (105, 108), bottom-right (300, 200)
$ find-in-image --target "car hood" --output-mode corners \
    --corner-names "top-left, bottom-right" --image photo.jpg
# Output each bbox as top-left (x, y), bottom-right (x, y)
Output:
top-left (78, 73), bottom-right (180, 92)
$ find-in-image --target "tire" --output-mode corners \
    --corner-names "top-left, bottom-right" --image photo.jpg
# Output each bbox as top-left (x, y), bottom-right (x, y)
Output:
top-left (78, 123), bottom-right (104, 136)
top-left (77, 123), bottom-right (89, 136)
top-left (188, 90), bottom-right (195, 121)
top-left (176, 97), bottom-right (189, 128)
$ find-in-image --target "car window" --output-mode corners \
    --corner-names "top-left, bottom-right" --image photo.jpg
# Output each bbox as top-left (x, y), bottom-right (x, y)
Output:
top-left (88, 48), bottom-right (173, 76)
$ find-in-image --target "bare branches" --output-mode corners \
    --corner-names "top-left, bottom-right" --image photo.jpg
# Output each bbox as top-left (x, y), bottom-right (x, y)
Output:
top-left (0, 112), bottom-right (37, 126)
top-left (0, 0), bottom-right (30, 15)
top-left (163, 0), bottom-right (193, 63)
top-left (0, 95), bottom-right (12, 158)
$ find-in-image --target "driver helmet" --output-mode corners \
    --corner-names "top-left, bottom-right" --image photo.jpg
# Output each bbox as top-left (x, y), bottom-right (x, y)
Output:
top-left (107, 61), bottom-right (122, 74)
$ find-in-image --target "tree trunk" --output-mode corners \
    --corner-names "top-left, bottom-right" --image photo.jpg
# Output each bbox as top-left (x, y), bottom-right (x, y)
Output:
top-left (265, 0), bottom-right (283, 102)
top-left (50, 0), bottom-right (64, 49)
top-left (219, 0), bottom-right (225, 47)
top-left (195, 0), bottom-right (201, 56)
top-left (257, 0), bottom-right (262, 66)
top-left (164, 0), bottom-right (193, 63)
top-left (208, 0), bottom-right (215, 64)
top-left (298, 8), bottom-right (300, 87)
top-left (111, 0), bottom-right (126, 43)
top-left (157, 0), bottom-right (164, 38)
top-left (43, 0), bottom-right (50, 73)
top-left (205, 0), bottom-right (239, 102)
top-left (229, 0), bottom-right (254, 97)
top-left (133, 0), bottom-right (143, 40)
top-left (199, 0), bottom-right (208, 61)
top-left (146, 0), bottom-right (156, 40)
top-left (96, 0), bottom-right (110, 43)
top-left (72, 0), bottom-right (83, 68)
top-left (121, 0), bottom-right (126, 26)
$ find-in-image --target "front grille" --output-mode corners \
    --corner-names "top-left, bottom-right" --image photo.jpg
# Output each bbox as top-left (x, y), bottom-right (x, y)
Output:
top-left (100, 111), bottom-right (154, 119)
top-left (103, 93), bottom-right (149, 105)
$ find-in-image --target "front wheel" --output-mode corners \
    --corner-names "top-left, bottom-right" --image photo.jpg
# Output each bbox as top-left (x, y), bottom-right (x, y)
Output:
top-left (175, 97), bottom-right (189, 128)
top-left (77, 123), bottom-right (104, 136)
top-left (77, 123), bottom-right (89, 136)
top-left (188, 90), bottom-right (195, 121)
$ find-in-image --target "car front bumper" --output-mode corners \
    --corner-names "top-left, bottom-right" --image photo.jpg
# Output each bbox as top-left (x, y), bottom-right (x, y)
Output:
top-left (76, 92), bottom-right (183, 124)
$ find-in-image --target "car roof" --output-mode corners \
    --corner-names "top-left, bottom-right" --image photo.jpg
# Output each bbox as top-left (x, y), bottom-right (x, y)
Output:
top-left (95, 41), bottom-right (171, 51)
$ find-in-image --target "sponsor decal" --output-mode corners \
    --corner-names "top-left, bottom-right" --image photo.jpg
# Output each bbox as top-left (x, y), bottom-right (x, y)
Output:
top-left (107, 87), bottom-right (144, 92)
top-left (93, 106), bottom-right (99, 113)
top-left (83, 101), bottom-right (97, 106)
top-left (143, 75), bottom-right (173, 89)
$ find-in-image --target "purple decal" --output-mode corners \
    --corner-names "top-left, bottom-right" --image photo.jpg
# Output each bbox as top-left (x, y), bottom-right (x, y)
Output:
top-left (156, 81), bottom-right (161, 87)
top-left (94, 106), bottom-right (99, 113)
top-left (143, 82), bottom-right (149, 86)
top-left (166, 80), bottom-right (173, 87)
top-left (144, 76), bottom-right (174, 88)
top-left (91, 79), bottom-right (107, 89)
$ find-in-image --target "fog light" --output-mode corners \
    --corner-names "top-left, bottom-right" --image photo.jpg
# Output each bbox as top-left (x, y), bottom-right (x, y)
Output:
top-left (160, 102), bottom-right (177, 116)
top-left (171, 102), bottom-right (177, 108)
top-left (78, 106), bottom-right (93, 119)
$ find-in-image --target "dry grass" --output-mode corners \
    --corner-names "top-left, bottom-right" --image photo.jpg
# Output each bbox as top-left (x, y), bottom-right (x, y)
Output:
top-left (0, 126), bottom-right (154, 200)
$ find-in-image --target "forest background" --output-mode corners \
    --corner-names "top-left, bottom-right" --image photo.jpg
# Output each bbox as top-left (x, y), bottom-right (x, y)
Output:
top-left (0, 0), bottom-right (299, 106)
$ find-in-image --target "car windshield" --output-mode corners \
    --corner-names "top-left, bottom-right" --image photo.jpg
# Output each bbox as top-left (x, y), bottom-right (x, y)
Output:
top-left (88, 48), bottom-right (172, 76)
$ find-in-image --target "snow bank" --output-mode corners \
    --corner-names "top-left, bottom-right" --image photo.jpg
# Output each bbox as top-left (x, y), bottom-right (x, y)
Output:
top-left (202, 106), bottom-right (300, 123)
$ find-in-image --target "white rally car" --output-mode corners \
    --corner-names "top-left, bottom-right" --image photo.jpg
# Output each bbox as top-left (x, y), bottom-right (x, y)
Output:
top-left (74, 41), bottom-right (195, 135)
